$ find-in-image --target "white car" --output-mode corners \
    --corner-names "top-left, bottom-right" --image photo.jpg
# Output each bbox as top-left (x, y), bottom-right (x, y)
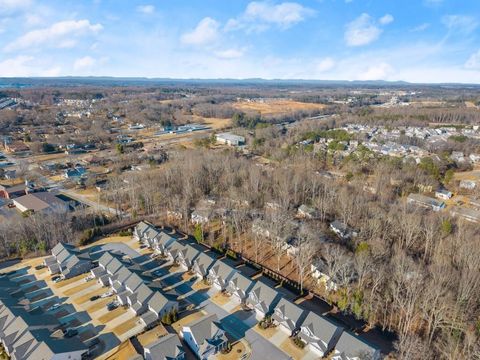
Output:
top-left (100, 291), bottom-right (113, 298)
top-left (47, 303), bottom-right (61, 311)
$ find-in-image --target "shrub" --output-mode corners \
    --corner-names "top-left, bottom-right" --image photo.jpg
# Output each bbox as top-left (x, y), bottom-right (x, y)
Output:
top-left (118, 230), bottom-right (132, 237)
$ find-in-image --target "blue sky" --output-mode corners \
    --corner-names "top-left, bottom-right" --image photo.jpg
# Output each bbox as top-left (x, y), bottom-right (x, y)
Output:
top-left (0, 0), bottom-right (479, 82)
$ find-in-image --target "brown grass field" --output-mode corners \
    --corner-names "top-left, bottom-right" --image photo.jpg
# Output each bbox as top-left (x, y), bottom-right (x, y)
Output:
top-left (232, 99), bottom-right (326, 116)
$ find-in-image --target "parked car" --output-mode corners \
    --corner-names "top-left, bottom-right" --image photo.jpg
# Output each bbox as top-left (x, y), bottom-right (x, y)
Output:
top-left (53, 276), bottom-right (63, 283)
top-left (90, 295), bottom-right (101, 301)
top-left (47, 303), bottom-right (61, 312)
top-left (64, 328), bottom-right (79, 338)
top-left (35, 264), bottom-right (46, 270)
top-left (107, 301), bottom-right (119, 311)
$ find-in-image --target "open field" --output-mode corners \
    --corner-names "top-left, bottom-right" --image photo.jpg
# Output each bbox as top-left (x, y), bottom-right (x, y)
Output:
top-left (232, 99), bottom-right (326, 116)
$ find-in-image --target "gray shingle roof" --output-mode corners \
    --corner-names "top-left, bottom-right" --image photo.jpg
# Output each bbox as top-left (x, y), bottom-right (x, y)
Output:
top-left (248, 280), bottom-right (281, 309)
top-left (273, 298), bottom-right (307, 325)
top-left (144, 333), bottom-right (184, 360)
top-left (335, 331), bottom-right (379, 359)
top-left (299, 311), bottom-right (343, 348)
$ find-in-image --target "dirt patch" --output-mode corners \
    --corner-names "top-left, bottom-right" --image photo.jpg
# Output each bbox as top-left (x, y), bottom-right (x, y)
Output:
top-left (216, 340), bottom-right (248, 360)
top-left (280, 337), bottom-right (308, 359)
top-left (137, 324), bottom-right (168, 346)
top-left (211, 291), bottom-right (233, 306)
top-left (192, 281), bottom-right (211, 292)
top-left (98, 306), bottom-right (129, 324)
top-left (254, 324), bottom-right (280, 339)
top-left (232, 99), bottom-right (326, 116)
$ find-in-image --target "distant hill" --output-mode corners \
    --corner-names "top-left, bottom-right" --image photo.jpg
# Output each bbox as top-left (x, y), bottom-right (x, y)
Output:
top-left (0, 76), bottom-right (479, 89)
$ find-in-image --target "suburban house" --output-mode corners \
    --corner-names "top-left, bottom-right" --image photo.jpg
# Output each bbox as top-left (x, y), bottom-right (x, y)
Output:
top-left (310, 258), bottom-right (338, 292)
top-left (45, 242), bottom-right (92, 279)
top-left (298, 312), bottom-right (344, 357)
top-left (0, 183), bottom-right (26, 199)
top-left (153, 232), bottom-right (177, 255)
top-left (141, 291), bottom-right (178, 328)
top-left (246, 281), bottom-right (282, 318)
top-left (133, 221), bottom-right (155, 242)
top-left (207, 260), bottom-right (237, 290)
top-left (226, 272), bottom-right (255, 303)
top-left (0, 282), bottom-right (88, 360)
top-left (407, 193), bottom-right (446, 212)
top-left (192, 252), bottom-right (217, 279)
top-left (450, 206), bottom-right (480, 224)
top-left (330, 220), bottom-right (357, 239)
top-left (181, 314), bottom-right (228, 360)
top-left (12, 192), bottom-right (70, 213)
top-left (143, 333), bottom-right (185, 360)
top-left (127, 283), bottom-right (155, 315)
top-left (176, 243), bottom-right (202, 270)
top-left (215, 133), bottom-right (245, 146)
top-left (63, 166), bottom-right (86, 179)
top-left (142, 227), bottom-right (161, 248)
top-left (435, 189), bottom-right (453, 200)
top-left (166, 241), bottom-right (187, 263)
top-left (460, 180), bottom-right (476, 190)
top-left (271, 298), bottom-right (308, 335)
top-left (332, 331), bottom-right (380, 360)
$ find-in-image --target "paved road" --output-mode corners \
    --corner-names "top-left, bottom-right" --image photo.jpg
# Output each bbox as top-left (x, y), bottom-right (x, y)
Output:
top-left (59, 189), bottom-right (127, 217)
top-left (201, 301), bottom-right (291, 360)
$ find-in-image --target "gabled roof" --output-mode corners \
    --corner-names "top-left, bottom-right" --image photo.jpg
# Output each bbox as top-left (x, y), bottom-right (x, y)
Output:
top-left (335, 331), bottom-right (378, 359)
top-left (273, 298), bottom-right (306, 325)
top-left (106, 257), bottom-right (124, 275)
top-left (194, 252), bottom-right (216, 272)
top-left (135, 283), bottom-right (154, 303)
top-left (300, 311), bottom-right (342, 345)
top-left (210, 260), bottom-right (236, 280)
top-left (144, 333), bottom-right (184, 360)
top-left (147, 291), bottom-right (176, 314)
top-left (228, 272), bottom-right (254, 292)
top-left (249, 280), bottom-right (281, 308)
top-left (184, 313), bottom-right (225, 347)
top-left (156, 232), bottom-right (176, 247)
top-left (182, 244), bottom-right (202, 262)
top-left (125, 273), bottom-right (143, 292)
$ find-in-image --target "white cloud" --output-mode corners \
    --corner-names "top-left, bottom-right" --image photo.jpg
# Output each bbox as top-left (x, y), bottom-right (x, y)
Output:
top-left (136, 5), bottom-right (155, 14)
top-left (0, 55), bottom-right (61, 77)
top-left (181, 17), bottom-right (220, 46)
top-left (344, 13), bottom-right (393, 47)
top-left (73, 56), bottom-right (96, 71)
top-left (214, 48), bottom-right (246, 59)
top-left (411, 23), bottom-right (430, 32)
top-left (0, 0), bottom-right (32, 15)
top-left (226, 1), bottom-right (314, 32)
top-left (379, 14), bottom-right (394, 25)
top-left (5, 19), bottom-right (103, 52)
top-left (442, 15), bottom-right (478, 34)
top-left (344, 13), bottom-right (382, 47)
top-left (316, 57), bottom-right (335, 72)
top-left (465, 50), bottom-right (480, 70)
